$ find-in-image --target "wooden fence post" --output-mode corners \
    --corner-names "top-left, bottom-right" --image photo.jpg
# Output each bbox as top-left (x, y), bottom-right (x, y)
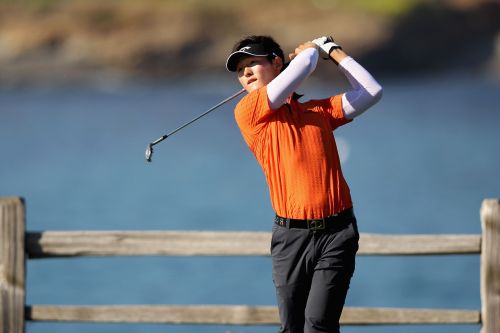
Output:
top-left (0, 197), bottom-right (26, 333)
top-left (480, 199), bottom-right (500, 333)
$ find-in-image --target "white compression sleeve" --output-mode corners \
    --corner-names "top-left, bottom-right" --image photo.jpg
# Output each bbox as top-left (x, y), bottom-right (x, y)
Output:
top-left (338, 57), bottom-right (383, 119)
top-left (267, 48), bottom-right (319, 110)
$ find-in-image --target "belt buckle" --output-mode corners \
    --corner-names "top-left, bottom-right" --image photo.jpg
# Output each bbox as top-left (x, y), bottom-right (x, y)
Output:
top-left (307, 218), bottom-right (326, 231)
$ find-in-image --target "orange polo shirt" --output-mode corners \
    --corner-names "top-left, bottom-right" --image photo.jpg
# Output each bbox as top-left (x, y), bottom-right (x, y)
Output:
top-left (234, 86), bottom-right (353, 220)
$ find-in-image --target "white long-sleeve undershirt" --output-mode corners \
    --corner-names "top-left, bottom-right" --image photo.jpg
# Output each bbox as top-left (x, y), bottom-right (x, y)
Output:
top-left (267, 48), bottom-right (318, 110)
top-left (267, 48), bottom-right (382, 119)
top-left (338, 56), bottom-right (383, 119)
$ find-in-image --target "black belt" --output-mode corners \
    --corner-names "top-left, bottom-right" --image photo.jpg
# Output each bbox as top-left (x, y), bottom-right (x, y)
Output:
top-left (274, 208), bottom-right (355, 231)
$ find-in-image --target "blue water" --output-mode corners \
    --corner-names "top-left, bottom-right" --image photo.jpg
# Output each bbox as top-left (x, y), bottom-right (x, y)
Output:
top-left (1, 72), bottom-right (499, 333)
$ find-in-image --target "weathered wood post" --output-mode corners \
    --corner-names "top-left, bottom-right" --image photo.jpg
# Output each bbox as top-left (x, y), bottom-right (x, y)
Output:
top-left (480, 199), bottom-right (500, 333)
top-left (0, 197), bottom-right (26, 333)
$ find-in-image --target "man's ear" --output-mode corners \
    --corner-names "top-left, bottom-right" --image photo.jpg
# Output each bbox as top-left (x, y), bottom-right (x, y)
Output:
top-left (272, 56), bottom-right (284, 73)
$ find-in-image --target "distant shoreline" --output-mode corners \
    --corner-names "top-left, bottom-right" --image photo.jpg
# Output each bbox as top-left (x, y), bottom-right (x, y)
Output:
top-left (0, 0), bottom-right (498, 87)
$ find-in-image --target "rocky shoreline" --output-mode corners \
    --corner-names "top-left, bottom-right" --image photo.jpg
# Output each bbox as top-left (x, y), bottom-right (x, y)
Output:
top-left (0, 0), bottom-right (498, 87)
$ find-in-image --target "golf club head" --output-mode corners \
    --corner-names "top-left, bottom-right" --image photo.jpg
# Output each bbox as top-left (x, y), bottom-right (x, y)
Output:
top-left (145, 144), bottom-right (153, 162)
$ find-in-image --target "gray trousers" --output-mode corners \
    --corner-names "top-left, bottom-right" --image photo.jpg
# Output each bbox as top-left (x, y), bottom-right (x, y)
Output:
top-left (271, 215), bottom-right (359, 333)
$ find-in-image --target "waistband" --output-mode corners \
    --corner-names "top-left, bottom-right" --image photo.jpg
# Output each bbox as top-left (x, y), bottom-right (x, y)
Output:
top-left (274, 208), bottom-right (355, 231)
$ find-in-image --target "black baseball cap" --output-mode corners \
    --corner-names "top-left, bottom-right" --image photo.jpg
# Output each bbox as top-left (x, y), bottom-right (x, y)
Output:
top-left (226, 43), bottom-right (278, 72)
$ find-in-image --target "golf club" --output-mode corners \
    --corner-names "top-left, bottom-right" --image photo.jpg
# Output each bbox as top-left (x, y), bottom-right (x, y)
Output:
top-left (145, 88), bottom-right (246, 162)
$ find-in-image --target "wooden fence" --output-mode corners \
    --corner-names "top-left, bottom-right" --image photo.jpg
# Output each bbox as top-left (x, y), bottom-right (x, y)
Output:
top-left (1, 196), bottom-right (499, 332)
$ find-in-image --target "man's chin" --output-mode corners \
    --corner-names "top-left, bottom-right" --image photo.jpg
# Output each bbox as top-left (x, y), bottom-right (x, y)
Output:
top-left (246, 82), bottom-right (262, 92)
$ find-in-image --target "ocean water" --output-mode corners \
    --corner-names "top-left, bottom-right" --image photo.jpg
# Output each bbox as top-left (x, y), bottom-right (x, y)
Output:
top-left (1, 71), bottom-right (499, 333)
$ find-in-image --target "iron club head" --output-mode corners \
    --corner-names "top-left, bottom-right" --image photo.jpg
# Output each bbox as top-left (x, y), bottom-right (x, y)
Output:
top-left (145, 144), bottom-right (153, 162)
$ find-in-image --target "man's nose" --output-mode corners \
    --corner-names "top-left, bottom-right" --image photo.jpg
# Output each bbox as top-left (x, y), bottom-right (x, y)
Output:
top-left (244, 67), bottom-right (252, 76)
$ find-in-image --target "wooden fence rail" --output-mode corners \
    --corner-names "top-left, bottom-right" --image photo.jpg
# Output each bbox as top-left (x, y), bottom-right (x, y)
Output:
top-left (1, 197), bottom-right (499, 333)
top-left (25, 231), bottom-right (481, 257)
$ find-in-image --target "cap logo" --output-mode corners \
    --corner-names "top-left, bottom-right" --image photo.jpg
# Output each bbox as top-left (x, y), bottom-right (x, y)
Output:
top-left (240, 46), bottom-right (252, 51)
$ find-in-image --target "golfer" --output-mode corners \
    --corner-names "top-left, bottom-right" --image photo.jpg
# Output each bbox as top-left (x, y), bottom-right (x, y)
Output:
top-left (226, 35), bottom-right (382, 333)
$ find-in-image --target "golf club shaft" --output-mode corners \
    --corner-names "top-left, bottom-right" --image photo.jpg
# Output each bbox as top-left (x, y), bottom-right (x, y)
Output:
top-left (150, 88), bottom-right (246, 147)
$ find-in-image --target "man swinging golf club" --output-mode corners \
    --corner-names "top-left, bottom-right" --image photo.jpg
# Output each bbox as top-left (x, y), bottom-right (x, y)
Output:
top-left (226, 35), bottom-right (382, 333)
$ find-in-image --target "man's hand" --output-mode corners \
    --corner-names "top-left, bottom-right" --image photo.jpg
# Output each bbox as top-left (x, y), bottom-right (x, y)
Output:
top-left (312, 36), bottom-right (342, 60)
top-left (288, 42), bottom-right (318, 61)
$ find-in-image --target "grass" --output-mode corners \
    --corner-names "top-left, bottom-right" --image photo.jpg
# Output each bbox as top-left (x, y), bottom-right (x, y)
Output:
top-left (344, 0), bottom-right (425, 16)
top-left (0, 0), bottom-right (425, 17)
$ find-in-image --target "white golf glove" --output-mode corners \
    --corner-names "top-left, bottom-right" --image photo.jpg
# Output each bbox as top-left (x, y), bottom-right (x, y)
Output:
top-left (312, 36), bottom-right (342, 59)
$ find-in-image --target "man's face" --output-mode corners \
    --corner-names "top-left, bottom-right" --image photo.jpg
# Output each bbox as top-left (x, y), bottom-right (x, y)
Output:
top-left (236, 56), bottom-right (282, 93)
